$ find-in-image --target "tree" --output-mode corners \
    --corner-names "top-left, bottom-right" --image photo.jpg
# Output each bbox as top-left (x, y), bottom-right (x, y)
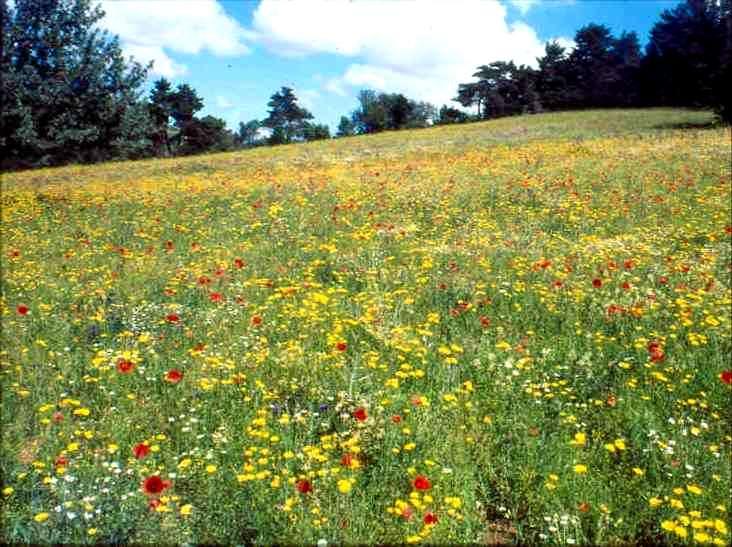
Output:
top-left (336, 116), bottom-right (355, 137)
top-left (169, 84), bottom-right (204, 128)
top-left (642, 0), bottom-right (727, 114)
top-left (179, 115), bottom-right (234, 155)
top-left (302, 122), bottom-right (331, 141)
top-left (350, 90), bottom-right (434, 133)
top-left (407, 100), bottom-right (437, 128)
top-left (454, 82), bottom-right (485, 117)
top-left (1, 0), bottom-right (151, 169)
top-left (148, 78), bottom-right (174, 156)
top-left (351, 89), bottom-right (387, 133)
top-left (568, 24), bottom-right (620, 108)
top-left (536, 41), bottom-right (571, 110)
top-left (611, 31), bottom-right (642, 106)
top-left (262, 87), bottom-right (313, 144)
top-left (436, 105), bottom-right (469, 124)
top-left (236, 119), bottom-right (262, 147)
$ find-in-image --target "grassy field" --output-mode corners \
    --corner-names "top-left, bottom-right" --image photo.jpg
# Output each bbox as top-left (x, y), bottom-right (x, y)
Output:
top-left (1, 108), bottom-right (731, 544)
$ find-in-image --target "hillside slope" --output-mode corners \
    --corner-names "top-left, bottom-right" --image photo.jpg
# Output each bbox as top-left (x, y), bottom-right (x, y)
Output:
top-left (1, 109), bottom-right (731, 544)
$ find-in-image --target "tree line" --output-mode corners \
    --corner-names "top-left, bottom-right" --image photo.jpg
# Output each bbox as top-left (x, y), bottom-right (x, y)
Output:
top-left (1, 0), bottom-right (729, 171)
top-left (451, 0), bottom-right (730, 122)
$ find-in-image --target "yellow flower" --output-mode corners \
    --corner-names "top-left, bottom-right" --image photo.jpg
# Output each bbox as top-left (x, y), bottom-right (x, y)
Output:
top-left (649, 497), bottom-right (663, 508)
top-left (180, 504), bottom-right (193, 516)
top-left (337, 479), bottom-right (353, 494)
top-left (73, 407), bottom-right (90, 417)
top-left (2, 487), bottom-right (13, 496)
top-left (573, 464), bottom-right (588, 475)
top-left (632, 467), bottom-right (645, 476)
top-left (205, 464), bottom-right (217, 474)
top-left (661, 520), bottom-right (676, 532)
top-left (34, 512), bottom-right (50, 523)
top-left (570, 432), bottom-right (586, 447)
top-left (687, 484), bottom-right (703, 495)
top-left (613, 439), bottom-right (626, 450)
top-left (87, 528), bottom-right (97, 536)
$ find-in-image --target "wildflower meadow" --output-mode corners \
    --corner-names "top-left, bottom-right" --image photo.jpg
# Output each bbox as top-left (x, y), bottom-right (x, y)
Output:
top-left (1, 109), bottom-right (731, 544)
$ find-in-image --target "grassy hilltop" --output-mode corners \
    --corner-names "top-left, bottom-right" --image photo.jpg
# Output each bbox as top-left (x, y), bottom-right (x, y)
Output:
top-left (1, 109), bottom-right (731, 544)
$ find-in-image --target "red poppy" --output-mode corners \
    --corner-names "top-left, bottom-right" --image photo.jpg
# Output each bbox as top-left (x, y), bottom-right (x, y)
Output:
top-left (52, 411), bottom-right (64, 423)
top-left (55, 456), bottom-right (68, 467)
top-left (391, 415), bottom-right (402, 424)
top-left (209, 292), bottom-right (223, 303)
top-left (725, 225), bottom-right (732, 234)
top-left (353, 407), bottom-right (367, 422)
top-left (622, 281), bottom-right (631, 290)
top-left (251, 315), bottom-right (263, 327)
top-left (623, 259), bottom-right (634, 270)
top-left (340, 453), bottom-right (354, 467)
top-left (234, 258), bottom-right (246, 269)
top-left (198, 275), bottom-right (211, 286)
top-left (165, 369), bottom-right (183, 383)
top-left (296, 479), bottom-right (312, 494)
top-left (142, 475), bottom-right (170, 495)
top-left (164, 240), bottom-right (174, 252)
top-left (116, 359), bottom-right (135, 374)
top-left (479, 316), bottom-right (491, 328)
top-left (413, 475), bottom-right (431, 491)
top-left (423, 512), bottom-right (438, 525)
top-left (16, 304), bottom-right (29, 316)
top-left (148, 498), bottom-right (161, 510)
top-left (165, 313), bottom-right (180, 324)
top-left (647, 341), bottom-right (665, 363)
top-left (133, 443), bottom-right (150, 459)
top-left (658, 276), bottom-right (668, 285)
top-left (335, 341), bottom-right (348, 352)
top-left (720, 370), bottom-right (732, 385)
top-left (553, 280), bottom-right (563, 288)
top-left (592, 278), bottom-right (602, 288)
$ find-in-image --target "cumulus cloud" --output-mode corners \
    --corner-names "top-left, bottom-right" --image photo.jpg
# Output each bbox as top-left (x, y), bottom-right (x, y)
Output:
top-left (98, 0), bottom-right (250, 77)
top-left (250, 0), bottom-right (565, 107)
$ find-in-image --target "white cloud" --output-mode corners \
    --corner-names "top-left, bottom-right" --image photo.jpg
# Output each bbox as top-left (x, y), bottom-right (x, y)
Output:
top-left (250, 0), bottom-right (564, 107)
top-left (297, 89), bottom-right (321, 111)
top-left (98, 0), bottom-right (250, 78)
top-left (554, 37), bottom-right (576, 52)
top-left (509, 0), bottom-right (539, 15)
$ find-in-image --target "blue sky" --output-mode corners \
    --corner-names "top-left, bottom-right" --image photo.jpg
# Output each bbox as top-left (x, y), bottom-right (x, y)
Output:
top-left (98, 0), bottom-right (677, 133)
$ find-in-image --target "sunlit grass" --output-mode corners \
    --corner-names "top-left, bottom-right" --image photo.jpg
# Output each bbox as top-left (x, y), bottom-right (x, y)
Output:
top-left (1, 109), bottom-right (730, 544)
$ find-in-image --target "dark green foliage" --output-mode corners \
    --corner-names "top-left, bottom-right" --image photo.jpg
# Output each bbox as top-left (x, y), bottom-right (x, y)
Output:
top-left (1, 0), bottom-right (150, 169)
top-left (436, 105), bottom-right (470, 125)
top-left (148, 78), bottom-right (175, 156)
top-left (455, 62), bottom-right (539, 118)
top-left (452, 1), bottom-right (729, 123)
top-left (262, 87), bottom-right (314, 144)
top-left (336, 115), bottom-right (356, 137)
top-left (178, 115), bottom-right (235, 155)
top-left (302, 122), bottom-right (331, 141)
top-left (641, 0), bottom-right (729, 121)
top-left (350, 90), bottom-right (436, 134)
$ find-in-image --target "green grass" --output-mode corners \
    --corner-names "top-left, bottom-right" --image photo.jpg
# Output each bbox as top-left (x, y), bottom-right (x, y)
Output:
top-left (1, 108), bottom-right (731, 545)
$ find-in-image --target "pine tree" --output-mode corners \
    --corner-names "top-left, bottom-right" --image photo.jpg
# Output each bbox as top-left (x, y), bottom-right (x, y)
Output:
top-left (1, 0), bottom-right (150, 169)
